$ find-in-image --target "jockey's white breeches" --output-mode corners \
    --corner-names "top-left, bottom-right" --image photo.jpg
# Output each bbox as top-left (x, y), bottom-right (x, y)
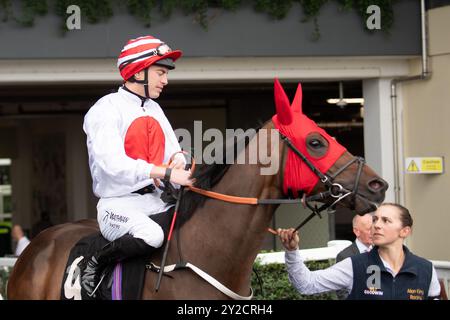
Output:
top-left (97, 193), bottom-right (171, 248)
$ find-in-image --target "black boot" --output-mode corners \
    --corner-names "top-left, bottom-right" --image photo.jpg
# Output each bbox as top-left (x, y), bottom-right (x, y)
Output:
top-left (79, 234), bottom-right (157, 297)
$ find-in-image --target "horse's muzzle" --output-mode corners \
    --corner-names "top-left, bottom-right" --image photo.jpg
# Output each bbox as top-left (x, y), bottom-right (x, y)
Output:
top-left (367, 178), bottom-right (389, 194)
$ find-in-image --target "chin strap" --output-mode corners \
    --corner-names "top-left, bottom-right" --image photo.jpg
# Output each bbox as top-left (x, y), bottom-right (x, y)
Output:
top-left (129, 68), bottom-right (151, 100)
top-left (122, 83), bottom-right (148, 109)
top-left (143, 71), bottom-right (150, 98)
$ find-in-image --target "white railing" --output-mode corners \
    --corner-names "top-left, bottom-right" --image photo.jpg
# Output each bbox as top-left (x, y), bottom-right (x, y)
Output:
top-left (0, 257), bottom-right (17, 268)
top-left (256, 240), bottom-right (352, 264)
top-left (432, 260), bottom-right (450, 298)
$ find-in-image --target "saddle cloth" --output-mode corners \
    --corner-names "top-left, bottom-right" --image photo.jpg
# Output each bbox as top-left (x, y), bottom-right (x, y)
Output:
top-left (60, 208), bottom-right (175, 300)
top-left (60, 232), bottom-right (147, 300)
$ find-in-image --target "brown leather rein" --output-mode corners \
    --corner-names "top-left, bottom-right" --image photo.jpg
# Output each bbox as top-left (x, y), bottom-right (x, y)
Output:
top-left (187, 186), bottom-right (307, 235)
top-left (174, 151), bottom-right (302, 207)
top-left (187, 185), bottom-right (304, 206)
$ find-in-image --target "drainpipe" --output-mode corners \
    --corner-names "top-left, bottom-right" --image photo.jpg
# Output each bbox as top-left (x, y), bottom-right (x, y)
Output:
top-left (390, 0), bottom-right (430, 204)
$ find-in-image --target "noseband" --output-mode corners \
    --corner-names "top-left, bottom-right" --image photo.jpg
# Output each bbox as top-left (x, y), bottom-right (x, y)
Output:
top-left (279, 133), bottom-right (366, 230)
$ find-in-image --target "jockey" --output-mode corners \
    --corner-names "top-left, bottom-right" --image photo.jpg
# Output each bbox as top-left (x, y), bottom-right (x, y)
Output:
top-left (81, 35), bottom-right (193, 297)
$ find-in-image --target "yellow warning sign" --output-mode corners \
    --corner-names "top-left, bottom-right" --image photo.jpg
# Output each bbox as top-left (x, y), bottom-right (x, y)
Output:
top-left (421, 159), bottom-right (443, 172)
top-left (405, 157), bottom-right (444, 174)
top-left (406, 160), bottom-right (419, 172)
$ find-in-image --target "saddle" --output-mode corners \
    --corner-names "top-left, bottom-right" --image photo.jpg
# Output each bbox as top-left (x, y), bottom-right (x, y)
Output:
top-left (60, 208), bottom-right (175, 300)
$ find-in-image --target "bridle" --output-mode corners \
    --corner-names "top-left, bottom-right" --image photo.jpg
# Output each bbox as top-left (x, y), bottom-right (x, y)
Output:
top-left (279, 133), bottom-right (366, 231)
top-left (186, 131), bottom-right (367, 231)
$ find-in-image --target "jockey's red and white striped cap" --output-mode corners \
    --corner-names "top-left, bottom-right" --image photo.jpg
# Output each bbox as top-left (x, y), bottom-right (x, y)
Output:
top-left (117, 35), bottom-right (183, 81)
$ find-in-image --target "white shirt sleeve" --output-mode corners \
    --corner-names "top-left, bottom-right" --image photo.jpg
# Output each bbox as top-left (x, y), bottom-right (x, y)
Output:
top-left (428, 266), bottom-right (441, 298)
top-left (285, 250), bottom-right (354, 295)
top-left (15, 237), bottom-right (30, 256)
top-left (83, 103), bottom-right (154, 188)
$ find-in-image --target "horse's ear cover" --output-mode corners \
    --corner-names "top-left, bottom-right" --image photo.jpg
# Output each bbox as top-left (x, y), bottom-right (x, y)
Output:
top-left (291, 83), bottom-right (302, 113)
top-left (274, 78), bottom-right (293, 125)
top-left (272, 78), bottom-right (347, 196)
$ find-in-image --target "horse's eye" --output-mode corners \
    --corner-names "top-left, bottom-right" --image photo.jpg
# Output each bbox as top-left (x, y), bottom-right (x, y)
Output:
top-left (309, 139), bottom-right (323, 149)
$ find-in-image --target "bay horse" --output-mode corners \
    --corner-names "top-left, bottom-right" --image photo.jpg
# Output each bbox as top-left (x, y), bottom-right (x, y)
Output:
top-left (7, 79), bottom-right (387, 300)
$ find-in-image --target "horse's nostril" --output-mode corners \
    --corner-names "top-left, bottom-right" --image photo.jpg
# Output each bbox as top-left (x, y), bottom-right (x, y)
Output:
top-left (368, 179), bottom-right (387, 192)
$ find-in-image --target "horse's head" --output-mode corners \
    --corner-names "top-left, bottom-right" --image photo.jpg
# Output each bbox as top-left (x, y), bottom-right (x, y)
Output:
top-left (272, 79), bottom-right (388, 214)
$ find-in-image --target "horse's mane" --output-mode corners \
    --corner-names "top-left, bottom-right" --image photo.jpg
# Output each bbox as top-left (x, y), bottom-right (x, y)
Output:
top-left (177, 122), bottom-right (265, 225)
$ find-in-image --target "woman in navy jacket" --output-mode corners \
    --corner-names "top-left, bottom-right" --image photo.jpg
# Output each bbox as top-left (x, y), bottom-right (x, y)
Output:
top-left (278, 203), bottom-right (441, 300)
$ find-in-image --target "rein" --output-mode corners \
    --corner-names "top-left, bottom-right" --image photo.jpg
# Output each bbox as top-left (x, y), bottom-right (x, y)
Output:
top-left (186, 132), bottom-right (367, 232)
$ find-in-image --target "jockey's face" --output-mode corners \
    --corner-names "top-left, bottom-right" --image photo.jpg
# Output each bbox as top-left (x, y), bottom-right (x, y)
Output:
top-left (134, 65), bottom-right (169, 99)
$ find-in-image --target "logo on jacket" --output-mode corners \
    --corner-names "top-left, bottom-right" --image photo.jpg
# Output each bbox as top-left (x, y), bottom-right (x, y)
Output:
top-left (363, 287), bottom-right (384, 296)
top-left (407, 288), bottom-right (425, 300)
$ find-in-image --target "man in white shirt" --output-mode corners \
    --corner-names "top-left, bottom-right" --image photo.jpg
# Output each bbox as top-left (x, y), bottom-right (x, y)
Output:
top-left (336, 213), bottom-right (373, 262)
top-left (335, 213), bottom-right (373, 299)
top-left (11, 225), bottom-right (30, 256)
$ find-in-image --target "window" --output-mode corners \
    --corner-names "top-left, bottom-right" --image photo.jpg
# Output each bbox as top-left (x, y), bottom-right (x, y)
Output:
top-left (0, 159), bottom-right (12, 222)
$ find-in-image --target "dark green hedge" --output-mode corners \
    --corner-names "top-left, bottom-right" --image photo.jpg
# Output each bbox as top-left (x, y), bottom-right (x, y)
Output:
top-left (251, 259), bottom-right (337, 300)
top-left (0, 267), bottom-right (11, 298)
top-left (0, 0), bottom-right (396, 36)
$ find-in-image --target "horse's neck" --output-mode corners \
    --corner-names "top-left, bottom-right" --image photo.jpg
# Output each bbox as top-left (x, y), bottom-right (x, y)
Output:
top-left (178, 158), bottom-right (281, 293)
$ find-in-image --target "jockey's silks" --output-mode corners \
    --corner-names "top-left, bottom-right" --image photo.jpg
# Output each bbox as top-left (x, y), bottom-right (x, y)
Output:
top-left (125, 116), bottom-right (166, 166)
top-left (83, 87), bottom-right (182, 198)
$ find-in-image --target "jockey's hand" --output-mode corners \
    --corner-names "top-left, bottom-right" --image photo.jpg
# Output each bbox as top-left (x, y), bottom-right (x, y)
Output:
top-left (151, 166), bottom-right (193, 186)
top-left (277, 228), bottom-right (300, 251)
top-left (170, 168), bottom-right (194, 186)
top-left (169, 159), bottom-right (185, 170)
top-left (168, 152), bottom-right (187, 170)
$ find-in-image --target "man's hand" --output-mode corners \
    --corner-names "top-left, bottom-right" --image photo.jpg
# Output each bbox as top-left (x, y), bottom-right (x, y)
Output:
top-left (277, 228), bottom-right (300, 251)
